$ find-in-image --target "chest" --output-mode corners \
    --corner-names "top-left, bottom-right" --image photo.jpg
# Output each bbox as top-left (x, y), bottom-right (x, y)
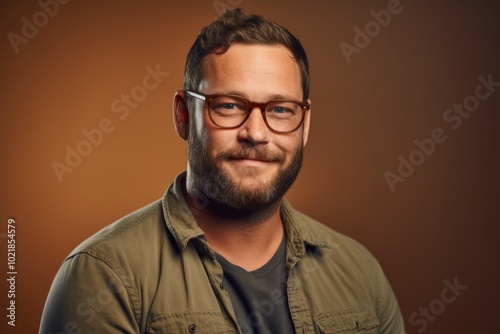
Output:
top-left (142, 246), bottom-right (380, 333)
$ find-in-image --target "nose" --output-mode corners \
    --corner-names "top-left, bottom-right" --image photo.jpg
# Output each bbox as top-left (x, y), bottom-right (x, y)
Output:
top-left (237, 107), bottom-right (270, 145)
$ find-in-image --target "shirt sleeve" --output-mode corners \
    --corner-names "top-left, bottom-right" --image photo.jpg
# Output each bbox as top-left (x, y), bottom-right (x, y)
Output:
top-left (39, 253), bottom-right (140, 334)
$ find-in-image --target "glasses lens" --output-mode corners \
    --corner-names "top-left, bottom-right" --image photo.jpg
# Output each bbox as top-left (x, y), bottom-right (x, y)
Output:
top-left (209, 96), bottom-right (248, 128)
top-left (265, 101), bottom-right (303, 132)
top-left (206, 95), bottom-right (305, 132)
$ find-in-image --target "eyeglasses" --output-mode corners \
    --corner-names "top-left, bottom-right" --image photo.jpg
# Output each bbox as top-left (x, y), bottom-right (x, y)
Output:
top-left (185, 90), bottom-right (310, 133)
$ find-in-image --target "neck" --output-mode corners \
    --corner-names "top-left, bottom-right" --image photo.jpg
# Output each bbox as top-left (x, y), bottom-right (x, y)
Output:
top-left (183, 183), bottom-right (285, 271)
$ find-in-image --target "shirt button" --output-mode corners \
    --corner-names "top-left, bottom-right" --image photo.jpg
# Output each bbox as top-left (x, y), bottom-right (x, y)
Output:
top-left (219, 282), bottom-right (224, 290)
top-left (354, 320), bottom-right (361, 330)
top-left (188, 323), bottom-right (197, 333)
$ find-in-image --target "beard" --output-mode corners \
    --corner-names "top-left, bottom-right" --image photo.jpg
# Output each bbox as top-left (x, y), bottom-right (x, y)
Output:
top-left (186, 130), bottom-right (303, 214)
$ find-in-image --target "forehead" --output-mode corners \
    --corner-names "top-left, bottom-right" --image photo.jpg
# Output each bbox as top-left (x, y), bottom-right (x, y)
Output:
top-left (200, 44), bottom-right (302, 100)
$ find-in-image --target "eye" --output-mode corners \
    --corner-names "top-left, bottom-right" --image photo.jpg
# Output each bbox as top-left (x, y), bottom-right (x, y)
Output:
top-left (211, 96), bottom-right (246, 113)
top-left (270, 106), bottom-right (292, 114)
top-left (216, 103), bottom-right (239, 110)
top-left (267, 102), bottom-right (299, 118)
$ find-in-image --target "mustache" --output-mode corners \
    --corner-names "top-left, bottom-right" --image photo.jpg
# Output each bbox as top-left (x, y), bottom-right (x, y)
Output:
top-left (216, 147), bottom-right (285, 163)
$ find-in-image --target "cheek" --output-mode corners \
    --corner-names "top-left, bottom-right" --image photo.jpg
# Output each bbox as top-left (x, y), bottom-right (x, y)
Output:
top-left (196, 118), bottom-right (237, 156)
top-left (276, 133), bottom-right (304, 156)
top-left (191, 107), bottom-right (206, 139)
top-left (209, 130), bottom-right (239, 155)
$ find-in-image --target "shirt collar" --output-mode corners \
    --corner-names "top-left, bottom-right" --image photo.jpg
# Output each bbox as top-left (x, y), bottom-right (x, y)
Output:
top-left (162, 172), bottom-right (205, 251)
top-left (162, 172), bottom-right (335, 254)
top-left (280, 198), bottom-right (336, 257)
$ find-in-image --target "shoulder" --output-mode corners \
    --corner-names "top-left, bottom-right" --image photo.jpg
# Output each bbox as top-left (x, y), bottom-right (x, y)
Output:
top-left (41, 201), bottom-right (168, 333)
top-left (289, 208), bottom-right (390, 295)
top-left (290, 210), bottom-right (399, 318)
top-left (293, 210), bottom-right (377, 265)
top-left (67, 199), bottom-right (167, 264)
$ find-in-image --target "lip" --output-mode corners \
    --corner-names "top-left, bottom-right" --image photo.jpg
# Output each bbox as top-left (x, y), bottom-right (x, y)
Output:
top-left (230, 158), bottom-right (272, 167)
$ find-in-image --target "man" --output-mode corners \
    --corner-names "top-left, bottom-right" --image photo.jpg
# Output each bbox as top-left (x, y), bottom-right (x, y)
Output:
top-left (40, 9), bottom-right (405, 334)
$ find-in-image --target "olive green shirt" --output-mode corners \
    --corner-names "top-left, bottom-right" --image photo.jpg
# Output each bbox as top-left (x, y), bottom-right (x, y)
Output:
top-left (40, 172), bottom-right (405, 333)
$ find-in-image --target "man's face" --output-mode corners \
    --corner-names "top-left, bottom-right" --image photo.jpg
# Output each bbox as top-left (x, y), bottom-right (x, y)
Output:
top-left (186, 44), bottom-right (311, 211)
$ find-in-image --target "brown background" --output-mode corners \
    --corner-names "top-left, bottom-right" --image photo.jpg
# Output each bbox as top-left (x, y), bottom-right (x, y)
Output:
top-left (1, 0), bottom-right (499, 333)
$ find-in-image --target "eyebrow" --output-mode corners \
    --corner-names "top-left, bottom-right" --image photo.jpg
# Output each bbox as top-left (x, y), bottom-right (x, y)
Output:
top-left (215, 90), bottom-right (301, 101)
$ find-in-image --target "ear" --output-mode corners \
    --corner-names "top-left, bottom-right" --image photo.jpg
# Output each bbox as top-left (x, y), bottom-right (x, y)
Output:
top-left (173, 90), bottom-right (189, 141)
top-left (302, 98), bottom-right (311, 147)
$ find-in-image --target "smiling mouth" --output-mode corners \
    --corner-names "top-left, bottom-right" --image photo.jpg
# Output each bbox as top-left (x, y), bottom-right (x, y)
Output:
top-left (230, 158), bottom-right (273, 166)
top-left (217, 148), bottom-right (285, 165)
top-left (232, 156), bottom-right (272, 162)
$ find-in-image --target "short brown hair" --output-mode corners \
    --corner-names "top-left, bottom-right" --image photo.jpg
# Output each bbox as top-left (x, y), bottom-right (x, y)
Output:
top-left (183, 9), bottom-right (310, 100)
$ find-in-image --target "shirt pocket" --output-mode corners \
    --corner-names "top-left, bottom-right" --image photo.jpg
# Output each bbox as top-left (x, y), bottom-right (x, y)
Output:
top-left (147, 311), bottom-right (235, 334)
top-left (314, 306), bottom-right (380, 334)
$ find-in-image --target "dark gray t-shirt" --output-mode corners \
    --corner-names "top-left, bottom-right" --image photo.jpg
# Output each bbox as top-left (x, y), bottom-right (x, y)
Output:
top-left (216, 238), bottom-right (295, 334)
